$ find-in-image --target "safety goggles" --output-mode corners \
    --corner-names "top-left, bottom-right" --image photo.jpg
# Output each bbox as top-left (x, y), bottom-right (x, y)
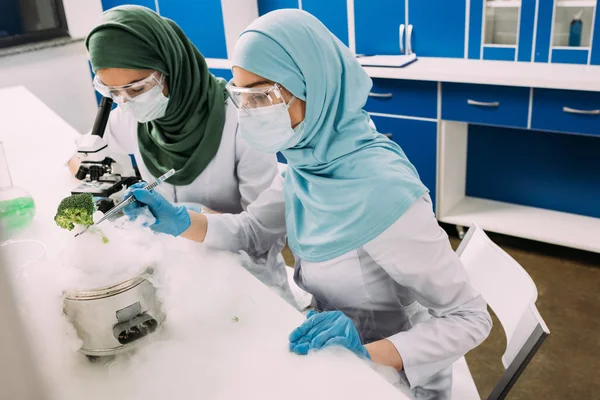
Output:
top-left (93, 72), bottom-right (165, 102)
top-left (226, 79), bottom-right (294, 112)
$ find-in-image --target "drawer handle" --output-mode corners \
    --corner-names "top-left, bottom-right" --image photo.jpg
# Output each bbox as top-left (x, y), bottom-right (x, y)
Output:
top-left (369, 92), bottom-right (393, 99)
top-left (383, 133), bottom-right (393, 138)
top-left (467, 99), bottom-right (500, 107)
top-left (563, 106), bottom-right (600, 115)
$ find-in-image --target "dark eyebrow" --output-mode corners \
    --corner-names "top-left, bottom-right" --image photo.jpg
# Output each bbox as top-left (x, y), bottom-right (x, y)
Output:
top-left (98, 76), bottom-right (149, 86)
top-left (245, 80), bottom-right (273, 89)
top-left (127, 77), bottom-right (147, 84)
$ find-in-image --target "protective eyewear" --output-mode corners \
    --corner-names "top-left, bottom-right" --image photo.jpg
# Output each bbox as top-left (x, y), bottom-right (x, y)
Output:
top-left (93, 72), bottom-right (165, 102)
top-left (226, 79), bottom-right (294, 112)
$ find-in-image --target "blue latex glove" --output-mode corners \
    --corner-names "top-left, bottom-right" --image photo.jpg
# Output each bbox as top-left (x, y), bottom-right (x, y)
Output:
top-left (289, 310), bottom-right (370, 359)
top-left (122, 182), bottom-right (191, 236)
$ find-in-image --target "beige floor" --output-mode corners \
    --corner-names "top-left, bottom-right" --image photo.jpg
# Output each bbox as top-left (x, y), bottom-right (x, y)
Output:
top-left (283, 229), bottom-right (600, 399)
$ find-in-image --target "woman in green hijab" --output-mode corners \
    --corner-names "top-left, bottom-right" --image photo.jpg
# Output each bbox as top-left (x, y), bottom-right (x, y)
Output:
top-left (68, 5), bottom-right (295, 307)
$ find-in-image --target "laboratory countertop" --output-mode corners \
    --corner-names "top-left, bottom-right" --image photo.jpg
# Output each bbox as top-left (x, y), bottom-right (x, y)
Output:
top-left (0, 86), bottom-right (408, 400)
top-left (206, 56), bottom-right (600, 92)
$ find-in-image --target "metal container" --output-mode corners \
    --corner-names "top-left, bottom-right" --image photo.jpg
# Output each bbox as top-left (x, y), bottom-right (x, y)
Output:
top-left (63, 267), bottom-right (165, 357)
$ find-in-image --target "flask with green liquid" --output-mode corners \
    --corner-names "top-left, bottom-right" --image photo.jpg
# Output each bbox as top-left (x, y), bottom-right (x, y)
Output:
top-left (0, 141), bottom-right (35, 234)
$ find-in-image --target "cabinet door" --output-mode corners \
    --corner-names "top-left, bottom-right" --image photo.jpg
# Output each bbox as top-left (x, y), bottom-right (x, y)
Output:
top-left (408, 0), bottom-right (466, 58)
top-left (158, 0), bottom-right (227, 59)
top-left (591, 1), bottom-right (600, 64)
top-left (370, 116), bottom-right (438, 211)
top-left (302, 0), bottom-right (349, 45)
top-left (469, 0), bottom-right (536, 62)
top-left (355, 0), bottom-right (406, 55)
top-left (101, 0), bottom-right (156, 11)
top-left (536, 0), bottom-right (599, 65)
top-left (209, 68), bottom-right (233, 81)
top-left (257, 0), bottom-right (298, 16)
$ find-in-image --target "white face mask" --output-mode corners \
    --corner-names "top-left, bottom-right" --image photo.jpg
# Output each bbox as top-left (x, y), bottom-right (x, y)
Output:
top-left (237, 101), bottom-right (304, 153)
top-left (117, 85), bottom-right (169, 123)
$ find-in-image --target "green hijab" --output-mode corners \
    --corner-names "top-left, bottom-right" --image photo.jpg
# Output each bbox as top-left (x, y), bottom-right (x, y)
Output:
top-left (86, 5), bottom-right (227, 186)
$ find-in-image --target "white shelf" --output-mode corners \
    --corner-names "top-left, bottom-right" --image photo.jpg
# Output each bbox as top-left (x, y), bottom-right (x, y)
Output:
top-left (556, 0), bottom-right (596, 7)
top-left (439, 197), bottom-right (600, 253)
top-left (486, 0), bottom-right (521, 8)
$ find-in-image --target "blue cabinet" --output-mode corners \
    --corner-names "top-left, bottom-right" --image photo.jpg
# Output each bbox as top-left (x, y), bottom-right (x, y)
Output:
top-left (257, 0), bottom-right (348, 46)
top-left (158, 0), bottom-right (227, 59)
top-left (370, 116), bottom-right (438, 210)
top-left (536, 0), bottom-right (600, 65)
top-left (101, 0), bottom-right (156, 11)
top-left (209, 68), bottom-right (233, 81)
top-left (365, 79), bottom-right (437, 119)
top-left (467, 125), bottom-right (600, 219)
top-left (531, 88), bottom-right (600, 136)
top-left (257, 0), bottom-right (298, 15)
top-left (442, 83), bottom-right (530, 128)
top-left (354, 0), bottom-right (405, 55)
top-left (302, 0), bottom-right (349, 45)
top-left (469, 0), bottom-right (536, 62)
top-left (408, 0), bottom-right (466, 58)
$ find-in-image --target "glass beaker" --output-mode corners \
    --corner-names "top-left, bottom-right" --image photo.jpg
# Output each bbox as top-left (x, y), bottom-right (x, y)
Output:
top-left (0, 141), bottom-right (35, 234)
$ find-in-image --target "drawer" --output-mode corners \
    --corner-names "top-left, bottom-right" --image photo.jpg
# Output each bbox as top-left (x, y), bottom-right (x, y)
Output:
top-left (365, 79), bottom-right (438, 119)
top-left (442, 83), bottom-right (530, 128)
top-left (531, 88), bottom-right (600, 136)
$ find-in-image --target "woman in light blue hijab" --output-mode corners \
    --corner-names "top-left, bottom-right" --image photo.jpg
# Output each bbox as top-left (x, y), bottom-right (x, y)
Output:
top-left (226, 9), bottom-right (492, 399)
top-left (126, 8), bottom-right (492, 399)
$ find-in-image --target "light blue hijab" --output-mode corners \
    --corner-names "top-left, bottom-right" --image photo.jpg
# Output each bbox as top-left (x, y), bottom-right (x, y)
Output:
top-left (232, 9), bottom-right (428, 262)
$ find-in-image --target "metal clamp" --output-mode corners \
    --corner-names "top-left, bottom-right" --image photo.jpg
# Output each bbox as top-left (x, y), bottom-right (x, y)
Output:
top-left (399, 24), bottom-right (405, 54)
top-left (467, 99), bottom-right (500, 107)
top-left (563, 106), bottom-right (600, 115)
top-left (406, 24), bottom-right (413, 55)
top-left (368, 92), bottom-right (393, 99)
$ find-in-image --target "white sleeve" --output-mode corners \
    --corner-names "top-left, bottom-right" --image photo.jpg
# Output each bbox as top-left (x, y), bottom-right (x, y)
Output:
top-left (72, 106), bottom-right (137, 158)
top-left (203, 173), bottom-right (286, 257)
top-left (101, 107), bottom-right (138, 155)
top-left (363, 195), bottom-right (492, 388)
top-left (234, 123), bottom-right (279, 211)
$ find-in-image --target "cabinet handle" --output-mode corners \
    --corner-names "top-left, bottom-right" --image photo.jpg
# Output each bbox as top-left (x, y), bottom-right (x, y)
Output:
top-left (406, 24), bottom-right (413, 55)
top-left (563, 106), bottom-right (600, 115)
top-left (399, 24), bottom-right (405, 54)
top-left (383, 133), bottom-right (393, 138)
top-left (368, 92), bottom-right (393, 99)
top-left (467, 99), bottom-right (500, 107)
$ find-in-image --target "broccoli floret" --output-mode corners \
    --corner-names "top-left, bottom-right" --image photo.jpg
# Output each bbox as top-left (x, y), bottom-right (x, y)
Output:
top-left (54, 193), bottom-right (95, 231)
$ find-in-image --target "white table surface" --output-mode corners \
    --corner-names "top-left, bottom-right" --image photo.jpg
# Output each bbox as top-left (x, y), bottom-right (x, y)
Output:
top-left (0, 86), bottom-right (408, 400)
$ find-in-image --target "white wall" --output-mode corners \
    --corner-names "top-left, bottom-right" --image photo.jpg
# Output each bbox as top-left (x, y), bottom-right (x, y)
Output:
top-left (0, 42), bottom-right (98, 133)
top-left (0, 0), bottom-right (103, 134)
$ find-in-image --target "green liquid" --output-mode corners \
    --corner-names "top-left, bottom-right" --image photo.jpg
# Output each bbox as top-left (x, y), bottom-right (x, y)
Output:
top-left (0, 197), bottom-right (36, 232)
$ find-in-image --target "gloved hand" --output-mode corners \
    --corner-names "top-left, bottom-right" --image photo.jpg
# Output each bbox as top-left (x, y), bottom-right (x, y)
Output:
top-left (122, 182), bottom-right (191, 236)
top-left (289, 310), bottom-right (370, 359)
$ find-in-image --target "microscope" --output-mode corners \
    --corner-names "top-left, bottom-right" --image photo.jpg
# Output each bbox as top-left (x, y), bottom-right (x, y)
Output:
top-left (72, 97), bottom-right (139, 199)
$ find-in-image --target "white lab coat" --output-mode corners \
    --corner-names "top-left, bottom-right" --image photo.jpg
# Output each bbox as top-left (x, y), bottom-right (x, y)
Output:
top-left (97, 101), bottom-right (295, 306)
top-left (206, 177), bottom-right (492, 399)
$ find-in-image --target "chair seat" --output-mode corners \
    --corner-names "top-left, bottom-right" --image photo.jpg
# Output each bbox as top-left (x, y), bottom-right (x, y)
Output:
top-left (452, 357), bottom-right (480, 400)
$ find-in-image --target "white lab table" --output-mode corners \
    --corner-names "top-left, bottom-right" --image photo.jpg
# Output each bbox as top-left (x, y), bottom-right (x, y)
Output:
top-left (0, 86), bottom-right (409, 399)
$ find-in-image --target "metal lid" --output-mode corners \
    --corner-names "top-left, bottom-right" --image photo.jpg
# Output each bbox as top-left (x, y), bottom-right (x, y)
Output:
top-left (63, 266), bottom-right (155, 301)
